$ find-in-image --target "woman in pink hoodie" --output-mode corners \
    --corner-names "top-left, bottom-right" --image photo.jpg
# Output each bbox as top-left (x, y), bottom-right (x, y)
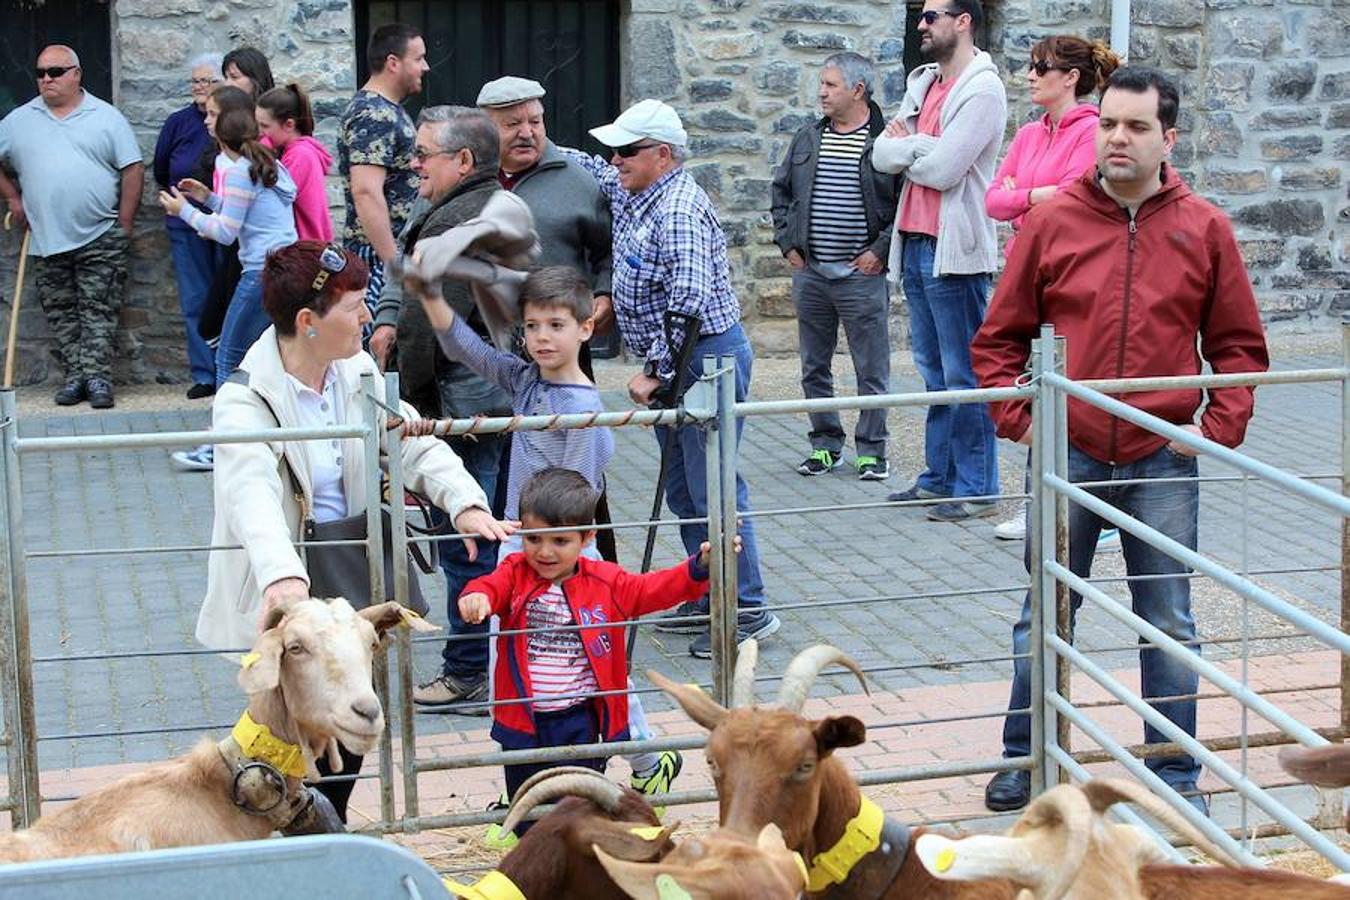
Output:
top-left (985, 36), bottom-right (1121, 258)
top-left (256, 83), bottom-right (334, 241)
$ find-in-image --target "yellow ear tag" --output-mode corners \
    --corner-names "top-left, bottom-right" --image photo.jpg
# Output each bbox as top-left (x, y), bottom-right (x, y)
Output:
top-left (239, 652), bottom-right (261, 670)
top-left (935, 845), bottom-right (957, 873)
top-left (627, 825), bottom-right (666, 840)
top-left (656, 874), bottom-right (693, 900)
top-left (398, 608), bottom-right (423, 627)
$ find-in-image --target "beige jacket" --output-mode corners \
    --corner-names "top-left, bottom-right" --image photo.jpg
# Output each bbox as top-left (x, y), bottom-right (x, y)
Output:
top-left (196, 328), bottom-right (489, 650)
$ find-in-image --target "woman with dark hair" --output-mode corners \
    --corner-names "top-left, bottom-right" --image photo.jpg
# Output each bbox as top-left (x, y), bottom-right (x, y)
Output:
top-left (195, 240), bottom-right (514, 820)
top-left (985, 34), bottom-right (1121, 544)
top-left (222, 46), bottom-right (275, 101)
top-left (154, 52), bottom-right (222, 398)
top-left (257, 83), bottom-right (334, 241)
top-left (158, 104), bottom-right (298, 470)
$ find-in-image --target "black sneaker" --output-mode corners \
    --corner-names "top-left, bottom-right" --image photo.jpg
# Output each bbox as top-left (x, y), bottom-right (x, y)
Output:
top-left (887, 483), bottom-right (948, 503)
top-left (856, 456), bottom-right (889, 481)
top-left (654, 599), bottom-right (709, 634)
top-left (86, 377), bottom-right (115, 410)
top-left (186, 382), bottom-right (215, 400)
top-left (689, 609), bottom-right (781, 659)
top-left (796, 449), bottom-right (844, 476)
top-left (927, 500), bottom-right (998, 522)
top-left (984, 770), bottom-right (1030, 812)
top-left (54, 377), bottom-right (87, 406)
top-left (413, 672), bottom-right (489, 714)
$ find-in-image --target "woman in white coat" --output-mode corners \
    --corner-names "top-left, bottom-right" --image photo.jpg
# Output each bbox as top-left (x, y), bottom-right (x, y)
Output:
top-left (197, 239), bottom-right (514, 819)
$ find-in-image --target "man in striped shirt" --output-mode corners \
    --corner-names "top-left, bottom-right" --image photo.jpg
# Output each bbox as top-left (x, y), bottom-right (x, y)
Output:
top-left (772, 52), bottom-right (900, 481)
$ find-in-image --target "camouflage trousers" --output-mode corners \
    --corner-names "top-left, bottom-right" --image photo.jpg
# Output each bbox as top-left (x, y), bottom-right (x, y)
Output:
top-left (33, 226), bottom-right (128, 381)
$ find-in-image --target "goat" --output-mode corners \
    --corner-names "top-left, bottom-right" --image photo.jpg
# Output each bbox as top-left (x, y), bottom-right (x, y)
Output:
top-left (444, 766), bottom-right (676, 900)
top-left (0, 598), bottom-right (432, 863)
top-left (595, 823), bottom-right (808, 900)
top-left (1281, 743), bottom-right (1350, 886)
top-left (650, 641), bottom-right (1017, 899)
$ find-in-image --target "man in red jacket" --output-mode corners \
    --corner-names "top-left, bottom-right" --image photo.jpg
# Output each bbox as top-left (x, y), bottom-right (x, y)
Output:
top-left (971, 67), bottom-right (1268, 814)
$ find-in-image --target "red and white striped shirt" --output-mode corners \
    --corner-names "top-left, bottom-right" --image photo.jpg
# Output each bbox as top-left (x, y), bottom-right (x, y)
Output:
top-left (526, 584), bottom-right (599, 712)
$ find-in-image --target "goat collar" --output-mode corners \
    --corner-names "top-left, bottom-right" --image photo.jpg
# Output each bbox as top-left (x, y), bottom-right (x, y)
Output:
top-left (229, 710), bottom-right (308, 778)
top-left (807, 795), bottom-right (910, 895)
top-left (443, 871), bottom-right (526, 900)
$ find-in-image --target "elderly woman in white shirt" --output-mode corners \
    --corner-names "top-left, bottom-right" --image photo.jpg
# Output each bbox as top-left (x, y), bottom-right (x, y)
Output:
top-left (196, 239), bottom-right (513, 820)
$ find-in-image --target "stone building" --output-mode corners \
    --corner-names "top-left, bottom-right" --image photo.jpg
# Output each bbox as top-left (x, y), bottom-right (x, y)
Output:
top-left (0, 0), bottom-right (1345, 384)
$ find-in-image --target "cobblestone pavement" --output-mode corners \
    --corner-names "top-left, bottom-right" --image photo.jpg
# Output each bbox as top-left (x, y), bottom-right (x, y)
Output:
top-left (9, 344), bottom-right (1343, 804)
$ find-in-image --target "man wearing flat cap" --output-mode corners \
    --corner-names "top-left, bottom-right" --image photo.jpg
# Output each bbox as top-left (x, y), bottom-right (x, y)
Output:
top-left (564, 99), bottom-right (781, 659)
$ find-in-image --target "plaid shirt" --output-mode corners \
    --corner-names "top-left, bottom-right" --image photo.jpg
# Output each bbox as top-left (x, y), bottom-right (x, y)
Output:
top-left (564, 150), bottom-right (741, 378)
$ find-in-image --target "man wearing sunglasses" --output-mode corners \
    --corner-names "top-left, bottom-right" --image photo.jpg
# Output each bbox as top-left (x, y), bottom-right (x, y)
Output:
top-left (0, 45), bottom-right (144, 410)
top-left (562, 99), bottom-right (781, 658)
top-left (873, 0), bottom-right (1006, 522)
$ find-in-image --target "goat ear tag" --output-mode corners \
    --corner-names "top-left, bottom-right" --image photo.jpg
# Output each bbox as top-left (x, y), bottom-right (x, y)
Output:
top-left (239, 652), bottom-right (261, 670)
top-left (935, 846), bottom-right (957, 873)
top-left (627, 825), bottom-right (666, 841)
top-left (655, 874), bottom-right (693, 900)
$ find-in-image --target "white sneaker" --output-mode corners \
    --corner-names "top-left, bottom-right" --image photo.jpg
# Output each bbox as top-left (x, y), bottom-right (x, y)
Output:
top-left (993, 515), bottom-right (1026, 541)
top-left (171, 444), bottom-right (214, 472)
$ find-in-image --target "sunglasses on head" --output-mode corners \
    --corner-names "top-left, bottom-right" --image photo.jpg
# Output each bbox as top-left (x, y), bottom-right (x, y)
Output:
top-left (1029, 60), bottom-right (1070, 76)
top-left (614, 141), bottom-right (660, 159)
top-left (36, 65), bottom-right (77, 80)
top-left (310, 243), bottom-right (348, 296)
top-left (918, 9), bottom-right (961, 25)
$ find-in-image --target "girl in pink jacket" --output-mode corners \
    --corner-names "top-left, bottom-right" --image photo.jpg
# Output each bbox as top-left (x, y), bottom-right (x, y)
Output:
top-left (257, 83), bottom-right (335, 242)
top-left (985, 36), bottom-right (1121, 258)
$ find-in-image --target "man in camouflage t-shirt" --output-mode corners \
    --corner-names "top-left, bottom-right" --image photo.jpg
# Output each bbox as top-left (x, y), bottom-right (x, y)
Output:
top-left (339, 22), bottom-right (428, 321)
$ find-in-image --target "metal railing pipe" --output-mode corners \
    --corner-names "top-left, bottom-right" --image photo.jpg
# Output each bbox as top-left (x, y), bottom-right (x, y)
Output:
top-left (1044, 477), bottom-right (1350, 655)
top-left (1029, 328), bottom-right (1054, 794)
top-left (1044, 371), bottom-right (1350, 518)
top-left (1049, 560), bottom-right (1335, 747)
top-left (1047, 635), bottom-right (1350, 871)
top-left (13, 423), bottom-right (368, 454)
top-left (1076, 368), bottom-right (1346, 393)
top-left (732, 384), bottom-right (1029, 418)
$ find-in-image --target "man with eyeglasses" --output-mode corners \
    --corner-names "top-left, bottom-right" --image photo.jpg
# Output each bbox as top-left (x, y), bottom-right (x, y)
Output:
top-left (873, 0), bottom-right (1006, 521)
top-left (0, 44), bottom-right (144, 410)
top-left (973, 66), bottom-right (1268, 817)
top-left (563, 99), bottom-right (781, 659)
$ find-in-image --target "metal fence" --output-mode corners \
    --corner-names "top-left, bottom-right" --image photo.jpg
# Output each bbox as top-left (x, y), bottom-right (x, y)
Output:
top-left (0, 330), bottom-right (1345, 876)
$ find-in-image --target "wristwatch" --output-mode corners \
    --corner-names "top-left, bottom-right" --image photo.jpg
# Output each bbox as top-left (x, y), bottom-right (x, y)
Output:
top-left (642, 358), bottom-right (669, 382)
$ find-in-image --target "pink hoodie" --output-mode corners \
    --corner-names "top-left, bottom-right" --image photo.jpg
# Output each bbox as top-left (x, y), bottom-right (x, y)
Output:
top-left (984, 103), bottom-right (1099, 256)
top-left (280, 135), bottom-right (335, 242)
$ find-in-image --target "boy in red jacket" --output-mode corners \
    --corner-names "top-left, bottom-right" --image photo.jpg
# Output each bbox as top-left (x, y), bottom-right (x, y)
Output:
top-left (460, 467), bottom-right (720, 835)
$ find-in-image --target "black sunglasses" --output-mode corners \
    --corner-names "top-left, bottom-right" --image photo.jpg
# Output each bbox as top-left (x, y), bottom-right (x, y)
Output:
top-left (35, 65), bottom-right (77, 80)
top-left (1029, 60), bottom-right (1071, 76)
top-left (613, 142), bottom-right (660, 159)
top-left (918, 9), bottom-right (961, 25)
top-left (310, 243), bottom-right (348, 296)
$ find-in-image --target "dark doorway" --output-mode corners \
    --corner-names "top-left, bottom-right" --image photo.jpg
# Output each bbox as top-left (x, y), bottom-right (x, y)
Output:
top-left (0, 0), bottom-right (113, 118)
top-left (355, 0), bottom-right (621, 152)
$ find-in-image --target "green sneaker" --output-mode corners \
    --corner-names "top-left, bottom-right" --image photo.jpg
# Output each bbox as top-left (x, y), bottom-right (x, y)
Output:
top-left (630, 749), bottom-right (683, 817)
top-left (797, 449), bottom-right (843, 476)
top-left (856, 456), bottom-right (890, 481)
top-left (483, 792), bottom-right (519, 850)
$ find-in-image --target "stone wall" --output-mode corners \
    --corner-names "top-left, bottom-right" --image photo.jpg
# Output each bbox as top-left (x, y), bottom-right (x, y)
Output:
top-left (0, 0), bottom-right (1345, 385)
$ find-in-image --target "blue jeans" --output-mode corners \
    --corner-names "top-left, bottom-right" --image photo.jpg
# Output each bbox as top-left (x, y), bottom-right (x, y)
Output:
top-left (167, 228), bottom-right (217, 385)
top-left (438, 433), bottom-right (505, 680)
top-left (654, 324), bottom-right (765, 609)
top-left (901, 236), bottom-right (998, 498)
top-left (1002, 443), bottom-right (1201, 786)
top-left (214, 269), bottom-right (271, 387)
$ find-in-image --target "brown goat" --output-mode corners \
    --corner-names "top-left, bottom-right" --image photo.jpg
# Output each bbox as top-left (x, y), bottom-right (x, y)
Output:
top-left (0, 598), bottom-right (431, 863)
top-left (650, 642), bottom-right (1017, 899)
top-left (596, 823), bottom-right (808, 900)
top-left (445, 767), bottom-right (677, 900)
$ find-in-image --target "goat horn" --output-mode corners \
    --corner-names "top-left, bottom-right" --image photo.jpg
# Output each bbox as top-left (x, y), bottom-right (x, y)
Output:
top-left (775, 645), bottom-right (869, 714)
top-left (502, 770), bottom-right (625, 834)
top-left (510, 765), bottom-right (610, 806)
top-left (731, 638), bottom-right (759, 708)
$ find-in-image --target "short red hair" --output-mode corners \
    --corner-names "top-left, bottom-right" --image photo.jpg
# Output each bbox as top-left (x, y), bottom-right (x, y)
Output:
top-left (262, 241), bottom-right (369, 336)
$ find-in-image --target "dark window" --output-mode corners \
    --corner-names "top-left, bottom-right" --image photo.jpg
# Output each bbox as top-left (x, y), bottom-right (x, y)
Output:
top-left (0, 0), bottom-right (112, 117)
top-left (355, 0), bottom-right (620, 152)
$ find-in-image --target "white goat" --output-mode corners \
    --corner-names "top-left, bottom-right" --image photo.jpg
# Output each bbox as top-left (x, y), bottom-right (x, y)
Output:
top-left (0, 598), bottom-right (434, 863)
top-left (595, 823), bottom-right (808, 900)
top-left (914, 777), bottom-right (1350, 899)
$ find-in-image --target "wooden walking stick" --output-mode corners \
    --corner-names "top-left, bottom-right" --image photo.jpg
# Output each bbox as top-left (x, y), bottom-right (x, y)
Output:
top-left (3, 211), bottom-right (29, 389)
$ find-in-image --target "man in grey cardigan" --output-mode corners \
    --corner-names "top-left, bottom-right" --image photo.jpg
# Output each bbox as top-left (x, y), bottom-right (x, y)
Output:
top-left (873, 0), bottom-right (1006, 522)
